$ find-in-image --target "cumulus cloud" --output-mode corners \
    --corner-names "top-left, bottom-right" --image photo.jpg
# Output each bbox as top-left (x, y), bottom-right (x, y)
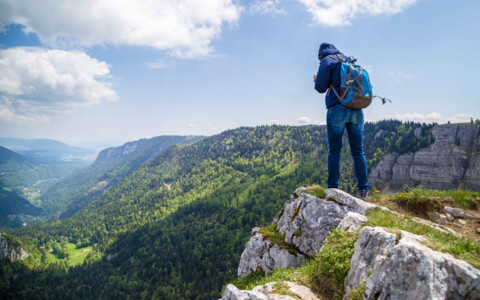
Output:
top-left (0, 47), bottom-right (116, 124)
top-left (250, 0), bottom-right (286, 16)
top-left (298, 0), bottom-right (417, 27)
top-left (298, 116), bottom-right (311, 124)
top-left (0, 0), bottom-right (241, 59)
top-left (392, 112), bottom-right (473, 124)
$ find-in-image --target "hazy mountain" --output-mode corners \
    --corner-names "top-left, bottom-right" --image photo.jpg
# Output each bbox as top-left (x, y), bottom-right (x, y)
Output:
top-left (0, 137), bottom-right (94, 165)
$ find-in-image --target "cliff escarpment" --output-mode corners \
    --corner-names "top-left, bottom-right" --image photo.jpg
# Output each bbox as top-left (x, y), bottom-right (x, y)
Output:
top-left (369, 124), bottom-right (480, 191)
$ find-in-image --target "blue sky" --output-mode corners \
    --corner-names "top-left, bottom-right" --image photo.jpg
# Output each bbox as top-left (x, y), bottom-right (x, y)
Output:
top-left (0, 0), bottom-right (479, 150)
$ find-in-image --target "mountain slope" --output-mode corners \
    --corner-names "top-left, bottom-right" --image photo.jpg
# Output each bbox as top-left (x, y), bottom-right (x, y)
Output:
top-left (40, 135), bottom-right (203, 218)
top-left (3, 122), bottom-right (441, 299)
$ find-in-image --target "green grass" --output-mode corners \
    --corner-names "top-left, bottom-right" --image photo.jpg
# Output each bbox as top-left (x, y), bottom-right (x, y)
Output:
top-left (305, 185), bottom-right (326, 199)
top-left (65, 243), bottom-right (92, 266)
top-left (370, 187), bottom-right (480, 213)
top-left (44, 243), bottom-right (92, 266)
top-left (366, 208), bottom-right (480, 269)
top-left (259, 225), bottom-right (303, 256)
top-left (230, 229), bottom-right (357, 300)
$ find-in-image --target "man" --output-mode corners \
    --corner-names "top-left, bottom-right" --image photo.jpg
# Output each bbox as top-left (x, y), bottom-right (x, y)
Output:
top-left (314, 43), bottom-right (369, 200)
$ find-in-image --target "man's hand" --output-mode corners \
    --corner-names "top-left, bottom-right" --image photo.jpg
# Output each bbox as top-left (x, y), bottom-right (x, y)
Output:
top-left (313, 74), bottom-right (317, 82)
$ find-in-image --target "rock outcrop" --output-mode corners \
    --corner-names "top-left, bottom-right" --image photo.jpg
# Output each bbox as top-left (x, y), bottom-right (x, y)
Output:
top-left (369, 124), bottom-right (480, 191)
top-left (237, 188), bottom-right (377, 278)
top-left (344, 227), bottom-right (480, 299)
top-left (237, 228), bottom-right (306, 278)
top-left (0, 233), bottom-right (29, 261)
top-left (222, 282), bottom-right (319, 300)
top-left (227, 187), bottom-right (480, 300)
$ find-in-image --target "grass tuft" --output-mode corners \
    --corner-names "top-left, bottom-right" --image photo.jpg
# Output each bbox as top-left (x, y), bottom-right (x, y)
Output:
top-left (311, 229), bottom-right (358, 300)
top-left (305, 185), bottom-right (326, 199)
top-left (258, 225), bottom-right (301, 256)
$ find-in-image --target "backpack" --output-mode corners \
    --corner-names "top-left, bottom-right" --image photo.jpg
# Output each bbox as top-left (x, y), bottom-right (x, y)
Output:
top-left (328, 55), bottom-right (372, 109)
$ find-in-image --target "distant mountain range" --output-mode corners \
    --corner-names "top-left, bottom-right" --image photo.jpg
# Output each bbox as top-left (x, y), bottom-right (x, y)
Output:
top-left (0, 137), bottom-right (94, 165)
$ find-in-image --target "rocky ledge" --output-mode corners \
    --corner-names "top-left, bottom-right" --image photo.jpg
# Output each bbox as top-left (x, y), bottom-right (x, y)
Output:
top-left (223, 188), bottom-right (480, 300)
top-left (237, 188), bottom-right (375, 278)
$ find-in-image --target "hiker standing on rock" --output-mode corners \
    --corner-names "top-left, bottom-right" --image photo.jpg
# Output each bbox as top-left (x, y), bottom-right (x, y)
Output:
top-left (313, 43), bottom-right (369, 200)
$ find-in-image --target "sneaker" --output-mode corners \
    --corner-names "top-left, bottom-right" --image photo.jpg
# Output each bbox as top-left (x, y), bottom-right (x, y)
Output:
top-left (358, 191), bottom-right (369, 202)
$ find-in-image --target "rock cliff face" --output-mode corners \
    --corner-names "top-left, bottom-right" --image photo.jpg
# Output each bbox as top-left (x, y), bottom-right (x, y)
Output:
top-left (0, 233), bottom-right (29, 261)
top-left (369, 124), bottom-right (480, 190)
top-left (224, 188), bottom-right (480, 300)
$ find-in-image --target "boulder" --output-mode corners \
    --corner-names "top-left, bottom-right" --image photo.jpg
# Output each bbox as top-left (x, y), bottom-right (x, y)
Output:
top-left (337, 212), bottom-right (368, 233)
top-left (345, 227), bottom-right (480, 300)
top-left (221, 282), bottom-right (319, 300)
top-left (427, 212), bottom-right (449, 225)
top-left (276, 189), bottom-right (375, 257)
top-left (237, 232), bottom-right (305, 278)
top-left (444, 206), bottom-right (466, 218)
top-left (344, 227), bottom-right (397, 297)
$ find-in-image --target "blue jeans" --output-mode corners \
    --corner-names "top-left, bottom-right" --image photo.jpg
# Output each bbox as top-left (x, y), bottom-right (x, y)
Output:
top-left (326, 105), bottom-right (369, 192)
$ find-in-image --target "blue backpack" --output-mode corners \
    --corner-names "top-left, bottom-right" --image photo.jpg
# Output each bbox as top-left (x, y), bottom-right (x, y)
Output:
top-left (328, 55), bottom-right (373, 109)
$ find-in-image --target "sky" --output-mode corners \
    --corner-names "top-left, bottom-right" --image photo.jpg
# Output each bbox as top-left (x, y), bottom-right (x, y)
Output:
top-left (0, 0), bottom-right (479, 151)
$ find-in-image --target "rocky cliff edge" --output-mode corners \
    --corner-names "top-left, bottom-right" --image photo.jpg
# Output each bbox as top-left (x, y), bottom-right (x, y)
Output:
top-left (222, 188), bottom-right (480, 300)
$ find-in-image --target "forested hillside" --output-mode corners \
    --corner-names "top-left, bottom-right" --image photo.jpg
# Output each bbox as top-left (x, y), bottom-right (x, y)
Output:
top-left (1, 122), bottom-right (436, 299)
top-left (0, 146), bottom-right (76, 228)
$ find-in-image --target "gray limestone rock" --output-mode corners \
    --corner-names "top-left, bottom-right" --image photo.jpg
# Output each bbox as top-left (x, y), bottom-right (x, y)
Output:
top-left (368, 153), bottom-right (399, 190)
top-left (0, 233), bottom-right (29, 261)
top-left (444, 206), bottom-right (466, 218)
top-left (391, 152), bottom-right (415, 188)
top-left (369, 124), bottom-right (480, 191)
top-left (240, 188), bottom-right (377, 277)
top-left (337, 212), bottom-right (368, 233)
top-left (344, 227), bottom-right (397, 297)
top-left (427, 212), bottom-right (449, 225)
top-left (221, 284), bottom-right (268, 300)
top-left (237, 233), bottom-right (305, 278)
top-left (345, 227), bottom-right (480, 300)
top-left (325, 189), bottom-right (378, 213)
top-left (445, 212), bottom-right (455, 222)
top-left (277, 190), bottom-right (371, 257)
top-left (222, 282), bottom-right (318, 300)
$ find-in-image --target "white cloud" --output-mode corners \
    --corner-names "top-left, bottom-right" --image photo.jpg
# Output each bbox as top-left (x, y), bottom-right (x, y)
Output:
top-left (0, 0), bottom-right (241, 59)
top-left (250, 0), bottom-right (286, 16)
top-left (392, 112), bottom-right (473, 124)
top-left (298, 116), bottom-right (311, 124)
top-left (0, 47), bottom-right (117, 124)
top-left (298, 0), bottom-right (417, 27)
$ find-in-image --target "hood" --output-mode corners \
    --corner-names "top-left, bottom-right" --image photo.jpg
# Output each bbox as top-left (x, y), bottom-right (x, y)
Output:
top-left (318, 43), bottom-right (340, 59)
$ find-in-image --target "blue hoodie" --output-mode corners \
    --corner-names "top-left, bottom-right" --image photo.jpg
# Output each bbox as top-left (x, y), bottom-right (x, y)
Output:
top-left (314, 43), bottom-right (348, 108)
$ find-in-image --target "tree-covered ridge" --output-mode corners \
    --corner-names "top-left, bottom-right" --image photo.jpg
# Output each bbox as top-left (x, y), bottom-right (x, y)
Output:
top-left (1, 122), bottom-right (436, 299)
top-left (39, 135), bottom-right (203, 219)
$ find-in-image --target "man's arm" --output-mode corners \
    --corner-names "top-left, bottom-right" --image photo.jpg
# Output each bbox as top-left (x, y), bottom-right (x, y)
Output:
top-left (314, 60), bottom-right (330, 94)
